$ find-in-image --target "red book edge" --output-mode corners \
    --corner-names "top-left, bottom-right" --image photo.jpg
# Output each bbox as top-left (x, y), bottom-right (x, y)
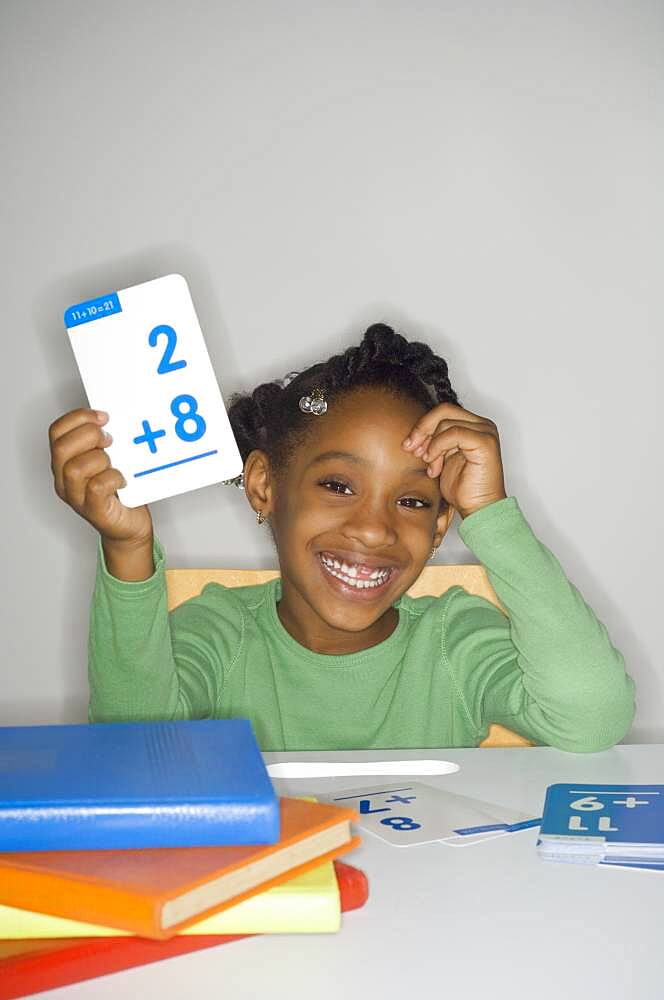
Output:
top-left (333, 859), bottom-right (369, 911)
top-left (0, 861), bottom-right (369, 1000)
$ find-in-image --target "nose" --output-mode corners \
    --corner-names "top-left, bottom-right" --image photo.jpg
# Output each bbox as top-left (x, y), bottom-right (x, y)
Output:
top-left (340, 495), bottom-right (399, 551)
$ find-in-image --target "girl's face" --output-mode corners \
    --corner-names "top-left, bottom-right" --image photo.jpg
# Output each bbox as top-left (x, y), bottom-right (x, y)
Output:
top-left (246, 388), bottom-right (454, 654)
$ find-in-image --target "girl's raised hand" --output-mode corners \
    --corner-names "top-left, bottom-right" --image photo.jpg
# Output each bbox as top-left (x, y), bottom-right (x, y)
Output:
top-left (49, 408), bottom-right (153, 545)
top-left (402, 402), bottom-right (507, 519)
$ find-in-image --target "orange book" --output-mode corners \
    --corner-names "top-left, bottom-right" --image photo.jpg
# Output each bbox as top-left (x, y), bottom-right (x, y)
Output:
top-left (0, 798), bottom-right (359, 941)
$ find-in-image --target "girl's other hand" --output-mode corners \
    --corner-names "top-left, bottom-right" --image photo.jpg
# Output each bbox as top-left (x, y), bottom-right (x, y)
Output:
top-left (49, 408), bottom-right (153, 546)
top-left (402, 402), bottom-right (507, 519)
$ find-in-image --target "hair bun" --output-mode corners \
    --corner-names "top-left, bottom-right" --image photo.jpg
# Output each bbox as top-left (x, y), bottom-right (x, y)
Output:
top-left (362, 324), bottom-right (405, 363)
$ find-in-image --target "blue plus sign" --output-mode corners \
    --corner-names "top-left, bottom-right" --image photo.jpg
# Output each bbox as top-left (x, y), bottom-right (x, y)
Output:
top-left (133, 419), bottom-right (166, 454)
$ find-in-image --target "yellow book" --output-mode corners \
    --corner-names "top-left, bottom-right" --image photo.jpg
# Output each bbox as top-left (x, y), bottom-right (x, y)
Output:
top-left (0, 860), bottom-right (341, 938)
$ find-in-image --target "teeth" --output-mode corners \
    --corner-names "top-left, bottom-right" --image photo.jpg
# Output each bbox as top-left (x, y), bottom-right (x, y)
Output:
top-left (319, 554), bottom-right (391, 589)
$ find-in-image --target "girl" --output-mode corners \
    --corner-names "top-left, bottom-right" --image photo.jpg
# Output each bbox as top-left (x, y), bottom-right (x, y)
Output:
top-left (48, 324), bottom-right (635, 751)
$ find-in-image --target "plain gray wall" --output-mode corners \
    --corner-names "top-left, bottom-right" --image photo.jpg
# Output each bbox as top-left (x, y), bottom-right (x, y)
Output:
top-left (2, 0), bottom-right (661, 740)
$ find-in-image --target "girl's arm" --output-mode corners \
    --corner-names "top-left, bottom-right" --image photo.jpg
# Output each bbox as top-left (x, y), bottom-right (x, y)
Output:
top-left (444, 497), bottom-right (636, 752)
top-left (88, 536), bottom-right (236, 723)
top-left (402, 402), bottom-right (635, 751)
top-left (101, 536), bottom-right (155, 581)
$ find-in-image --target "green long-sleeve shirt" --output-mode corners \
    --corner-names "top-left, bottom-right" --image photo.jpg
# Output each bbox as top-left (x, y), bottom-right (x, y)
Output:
top-left (88, 497), bottom-right (636, 752)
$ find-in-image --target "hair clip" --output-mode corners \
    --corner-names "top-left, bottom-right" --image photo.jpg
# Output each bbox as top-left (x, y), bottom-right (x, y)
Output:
top-left (277, 371), bottom-right (301, 389)
top-left (299, 386), bottom-right (328, 415)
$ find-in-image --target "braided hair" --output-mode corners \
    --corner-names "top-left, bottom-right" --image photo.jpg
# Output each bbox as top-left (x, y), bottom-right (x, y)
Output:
top-left (227, 323), bottom-right (461, 506)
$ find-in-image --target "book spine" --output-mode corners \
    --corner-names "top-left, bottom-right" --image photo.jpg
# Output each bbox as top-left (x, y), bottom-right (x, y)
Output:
top-left (0, 801), bottom-right (280, 852)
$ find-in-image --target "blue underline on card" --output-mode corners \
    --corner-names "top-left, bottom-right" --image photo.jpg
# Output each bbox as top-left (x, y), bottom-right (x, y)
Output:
top-left (454, 823), bottom-right (509, 835)
top-left (452, 817), bottom-right (542, 836)
top-left (506, 818), bottom-right (542, 832)
top-left (332, 787), bottom-right (414, 801)
top-left (134, 449), bottom-right (219, 478)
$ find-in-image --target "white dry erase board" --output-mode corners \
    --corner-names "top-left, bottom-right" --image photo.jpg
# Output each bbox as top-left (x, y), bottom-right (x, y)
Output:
top-left (64, 274), bottom-right (243, 508)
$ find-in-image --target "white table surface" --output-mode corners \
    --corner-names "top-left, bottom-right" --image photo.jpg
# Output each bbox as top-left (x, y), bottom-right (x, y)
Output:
top-left (47, 744), bottom-right (664, 1000)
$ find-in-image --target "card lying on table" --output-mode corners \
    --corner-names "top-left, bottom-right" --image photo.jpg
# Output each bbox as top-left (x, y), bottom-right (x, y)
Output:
top-left (64, 273), bottom-right (243, 507)
top-left (0, 719), bottom-right (278, 851)
top-left (0, 798), bottom-right (360, 940)
top-left (320, 781), bottom-right (537, 847)
top-left (537, 783), bottom-right (664, 871)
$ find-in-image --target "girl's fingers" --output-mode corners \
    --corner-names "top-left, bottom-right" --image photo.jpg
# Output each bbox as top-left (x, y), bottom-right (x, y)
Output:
top-left (52, 423), bottom-right (113, 498)
top-left (49, 408), bottom-right (108, 448)
top-left (422, 426), bottom-right (495, 477)
top-left (83, 468), bottom-right (127, 521)
top-left (421, 421), bottom-right (497, 461)
top-left (412, 433), bottom-right (432, 457)
top-left (427, 449), bottom-right (461, 478)
top-left (61, 449), bottom-right (112, 510)
top-left (403, 403), bottom-right (494, 449)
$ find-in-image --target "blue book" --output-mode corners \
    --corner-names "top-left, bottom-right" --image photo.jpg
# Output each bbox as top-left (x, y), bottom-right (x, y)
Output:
top-left (537, 783), bottom-right (664, 867)
top-left (0, 719), bottom-right (279, 851)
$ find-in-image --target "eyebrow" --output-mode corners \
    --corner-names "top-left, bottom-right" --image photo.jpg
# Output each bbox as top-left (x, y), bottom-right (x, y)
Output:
top-left (306, 450), bottom-right (429, 476)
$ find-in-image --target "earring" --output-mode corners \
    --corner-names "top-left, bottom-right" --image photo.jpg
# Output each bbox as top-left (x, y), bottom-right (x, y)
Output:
top-left (429, 546), bottom-right (438, 560)
top-left (256, 509), bottom-right (266, 525)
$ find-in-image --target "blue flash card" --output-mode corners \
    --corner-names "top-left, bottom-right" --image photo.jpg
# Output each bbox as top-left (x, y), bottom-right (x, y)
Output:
top-left (539, 784), bottom-right (664, 848)
top-left (65, 274), bottom-right (243, 508)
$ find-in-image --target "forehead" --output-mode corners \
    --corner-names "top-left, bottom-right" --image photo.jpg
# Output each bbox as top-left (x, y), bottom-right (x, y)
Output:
top-left (298, 387), bottom-right (428, 460)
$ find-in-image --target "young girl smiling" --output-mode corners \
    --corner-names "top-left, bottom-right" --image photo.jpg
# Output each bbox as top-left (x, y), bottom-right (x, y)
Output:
top-left (48, 324), bottom-right (636, 751)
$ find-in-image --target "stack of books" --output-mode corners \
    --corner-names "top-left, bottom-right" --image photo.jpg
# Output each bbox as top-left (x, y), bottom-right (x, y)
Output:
top-left (0, 719), bottom-right (368, 998)
top-left (537, 783), bottom-right (664, 872)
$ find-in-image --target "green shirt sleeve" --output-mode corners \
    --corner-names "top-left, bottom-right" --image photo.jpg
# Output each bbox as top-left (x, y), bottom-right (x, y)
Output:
top-left (87, 536), bottom-right (237, 722)
top-left (447, 496), bottom-right (636, 752)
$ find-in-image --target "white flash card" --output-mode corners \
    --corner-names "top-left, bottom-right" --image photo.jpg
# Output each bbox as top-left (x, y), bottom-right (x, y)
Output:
top-left (65, 274), bottom-right (243, 508)
top-left (319, 782), bottom-right (533, 847)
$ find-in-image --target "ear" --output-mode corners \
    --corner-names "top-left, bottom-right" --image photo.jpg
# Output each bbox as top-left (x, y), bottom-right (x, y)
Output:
top-left (242, 450), bottom-right (275, 518)
top-left (432, 503), bottom-right (456, 549)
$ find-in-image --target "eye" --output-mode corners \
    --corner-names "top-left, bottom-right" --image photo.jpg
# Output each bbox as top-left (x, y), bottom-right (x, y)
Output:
top-left (399, 497), bottom-right (431, 509)
top-left (319, 479), bottom-right (353, 495)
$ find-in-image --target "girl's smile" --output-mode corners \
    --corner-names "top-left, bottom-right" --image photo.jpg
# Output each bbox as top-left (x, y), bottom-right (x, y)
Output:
top-left (316, 548), bottom-right (400, 600)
